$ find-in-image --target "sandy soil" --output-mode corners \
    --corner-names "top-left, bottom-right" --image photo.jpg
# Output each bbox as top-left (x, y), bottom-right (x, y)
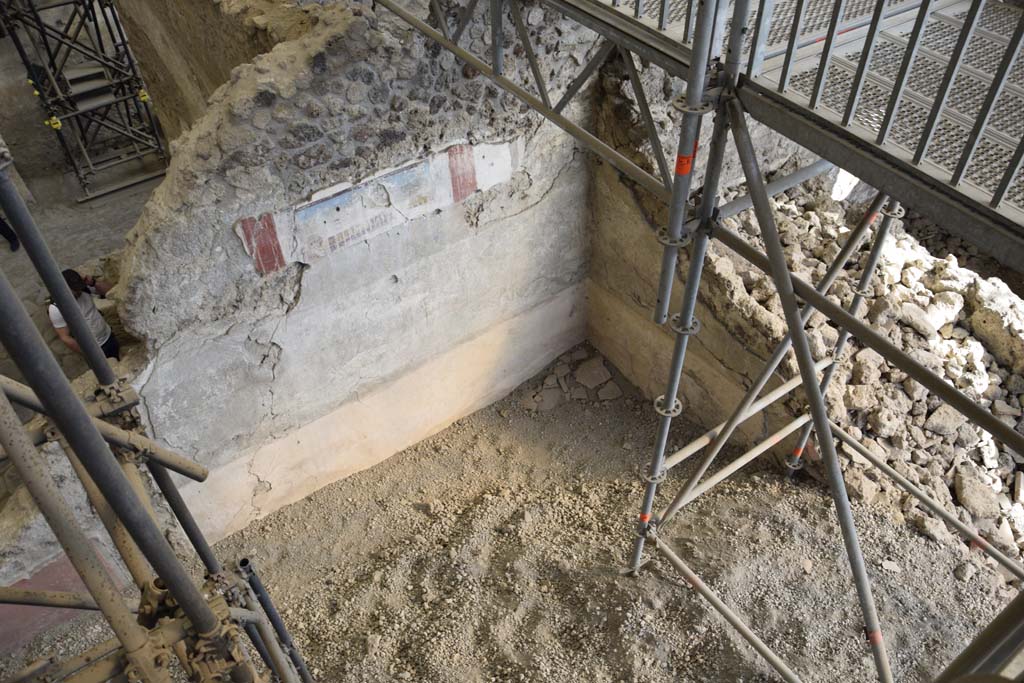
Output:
top-left (0, 345), bottom-right (1015, 682)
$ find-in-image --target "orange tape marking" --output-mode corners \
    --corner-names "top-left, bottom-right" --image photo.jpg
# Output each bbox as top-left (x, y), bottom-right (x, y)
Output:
top-left (675, 154), bottom-right (694, 176)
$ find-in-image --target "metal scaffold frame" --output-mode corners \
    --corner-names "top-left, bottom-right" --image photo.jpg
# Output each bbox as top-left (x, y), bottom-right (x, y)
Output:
top-left (0, 148), bottom-right (310, 683)
top-left (0, 0), bottom-right (167, 200)
top-left (378, 0), bottom-right (1024, 679)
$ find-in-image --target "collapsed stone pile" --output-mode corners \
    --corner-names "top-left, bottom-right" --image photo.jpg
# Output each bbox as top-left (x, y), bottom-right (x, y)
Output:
top-left (716, 181), bottom-right (1024, 574)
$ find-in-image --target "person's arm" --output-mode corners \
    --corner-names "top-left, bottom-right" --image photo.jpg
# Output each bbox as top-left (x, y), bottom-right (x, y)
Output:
top-left (83, 275), bottom-right (113, 296)
top-left (53, 325), bottom-right (82, 354)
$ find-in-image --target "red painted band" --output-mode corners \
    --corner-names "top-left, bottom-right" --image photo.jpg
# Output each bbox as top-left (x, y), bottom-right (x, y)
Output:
top-left (675, 154), bottom-right (694, 176)
top-left (639, 513), bottom-right (651, 523)
top-left (866, 630), bottom-right (883, 645)
top-left (792, 447), bottom-right (804, 458)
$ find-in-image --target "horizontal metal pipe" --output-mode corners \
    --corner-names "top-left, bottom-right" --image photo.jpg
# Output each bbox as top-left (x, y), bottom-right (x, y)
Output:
top-left (651, 533), bottom-right (803, 682)
top-left (831, 421), bottom-right (1024, 582)
top-left (713, 223), bottom-right (1024, 455)
top-left (663, 358), bottom-right (830, 470)
top-left (714, 158), bottom-right (835, 222)
top-left (670, 414), bottom-right (811, 510)
top-left (0, 586), bottom-right (99, 611)
top-left (1, 376), bottom-right (208, 482)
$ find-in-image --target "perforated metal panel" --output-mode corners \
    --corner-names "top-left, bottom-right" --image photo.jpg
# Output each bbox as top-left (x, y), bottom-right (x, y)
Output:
top-left (763, 0), bottom-right (914, 50)
top-left (759, 0), bottom-right (1024, 213)
top-left (583, 0), bottom-right (1023, 220)
top-left (957, 2), bottom-right (1020, 38)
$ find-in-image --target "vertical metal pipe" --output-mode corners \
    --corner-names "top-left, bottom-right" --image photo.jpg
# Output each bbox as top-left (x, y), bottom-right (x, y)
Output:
top-left (659, 191), bottom-right (886, 524)
top-left (147, 462), bottom-right (223, 575)
top-left (242, 622), bottom-right (277, 674)
top-left (631, 0), bottom-right (753, 573)
top-left (238, 559), bottom-right (314, 683)
top-left (913, 0), bottom-right (984, 165)
top-left (728, 99), bottom-right (893, 683)
top-left (652, 0), bottom-right (720, 324)
top-left (0, 391), bottom-right (149, 655)
top-left (509, 0), bottom-right (551, 109)
top-left (0, 265), bottom-right (220, 635)
top-left (429, 0), bottom-right (451, 39)
top-left (0, 165), bottom-right (116, 386)
top-left (950, 14), bottom-right (1024, 185)
top-left (231, 604), bottom-right (299, 683)
top-left (789, 201), bottom-right (897, 466)
top-left (629, 90), bottom-right (733, 574)
top-left (875, 0), bottom-right (932, 145)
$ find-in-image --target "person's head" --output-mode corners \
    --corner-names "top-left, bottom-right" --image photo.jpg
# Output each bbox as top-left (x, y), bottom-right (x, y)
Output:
top-left (62, 269), bottom-right (86, 296)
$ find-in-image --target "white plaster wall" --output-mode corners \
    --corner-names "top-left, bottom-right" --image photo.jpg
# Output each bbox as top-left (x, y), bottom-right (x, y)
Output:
top-left (137, 126), bottom-right (590, 539)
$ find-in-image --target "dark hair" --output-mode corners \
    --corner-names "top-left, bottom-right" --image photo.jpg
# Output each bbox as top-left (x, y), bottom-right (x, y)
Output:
top-left (62, 269), bottom-right (86, 296)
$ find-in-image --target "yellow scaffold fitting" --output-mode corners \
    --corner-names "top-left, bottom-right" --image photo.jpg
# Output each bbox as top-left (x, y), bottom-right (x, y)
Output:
top-left (44, 116), bottom-right (62, 130)
top-left (138, 89), bottom-right (150, 103)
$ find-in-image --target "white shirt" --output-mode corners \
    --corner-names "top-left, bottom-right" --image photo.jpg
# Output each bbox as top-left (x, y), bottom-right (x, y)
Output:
top-left (48, 292), bottom-right (111, 346)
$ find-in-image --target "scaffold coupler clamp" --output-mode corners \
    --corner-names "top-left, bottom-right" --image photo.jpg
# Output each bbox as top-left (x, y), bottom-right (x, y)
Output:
top-left (881, 202), bottom-right (905, 220)
top-left (654, 394), bottom-right (683, 418)
top-left (637, 511), bottom-right (659, 539)
top-left (671, 97), bottom-right (714, 116)
top-left (785, 445), bottom-right (805, 474)
top-left (657, 227), bottom-right (691, 250)
top-left (669, 314), bottom-right (701, 338)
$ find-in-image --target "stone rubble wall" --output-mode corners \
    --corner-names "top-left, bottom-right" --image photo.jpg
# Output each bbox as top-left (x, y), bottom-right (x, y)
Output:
top-left (114, 0), bottom-right (313, 141)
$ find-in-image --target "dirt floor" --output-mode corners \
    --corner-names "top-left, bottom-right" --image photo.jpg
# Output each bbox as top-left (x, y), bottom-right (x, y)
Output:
top-left (1, 344), bottom-right (1016, 682)
top-left (0, 38), bottom-right (158, 381)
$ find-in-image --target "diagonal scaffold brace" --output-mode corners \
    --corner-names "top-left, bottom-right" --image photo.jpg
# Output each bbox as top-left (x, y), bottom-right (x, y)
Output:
top-left (724, 96), bottom-right (894, 683)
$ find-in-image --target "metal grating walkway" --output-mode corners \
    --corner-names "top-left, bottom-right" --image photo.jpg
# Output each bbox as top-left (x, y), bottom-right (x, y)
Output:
top-left (555, 0), bottom-right (1024, 260)
top-left (766, 0), bottom-right (1024, 215)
